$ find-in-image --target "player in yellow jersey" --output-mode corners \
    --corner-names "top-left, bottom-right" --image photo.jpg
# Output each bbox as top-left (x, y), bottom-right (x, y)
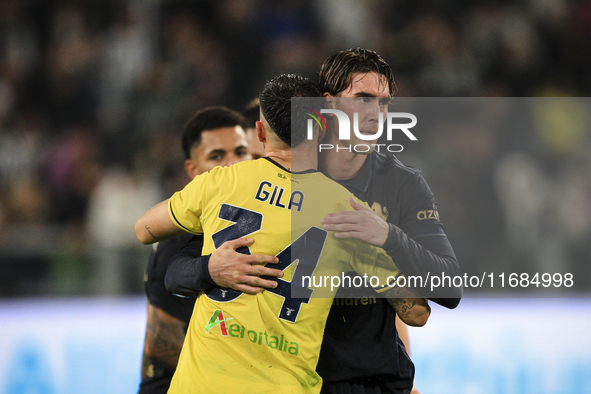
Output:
top-left (135, 74), bottom-right (429, 393)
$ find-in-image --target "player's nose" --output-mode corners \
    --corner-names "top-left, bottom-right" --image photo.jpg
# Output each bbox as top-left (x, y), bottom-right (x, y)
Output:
top-left (366, 101), bottom-right (381, 121)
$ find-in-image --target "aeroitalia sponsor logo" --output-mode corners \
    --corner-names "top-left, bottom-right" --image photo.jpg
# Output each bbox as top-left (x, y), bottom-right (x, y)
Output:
top-left (205, 309), bottom-right (300, 355)
top-left (205, 309), bottom-right (233, 336)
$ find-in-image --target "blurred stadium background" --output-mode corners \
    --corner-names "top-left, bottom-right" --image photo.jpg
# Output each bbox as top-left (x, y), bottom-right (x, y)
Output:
top-left (0, 0), bottom-right (590, 393)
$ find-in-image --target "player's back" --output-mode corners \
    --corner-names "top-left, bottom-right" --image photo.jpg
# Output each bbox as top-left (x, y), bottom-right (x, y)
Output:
top-left (167, 158), bottom-right (396, 394)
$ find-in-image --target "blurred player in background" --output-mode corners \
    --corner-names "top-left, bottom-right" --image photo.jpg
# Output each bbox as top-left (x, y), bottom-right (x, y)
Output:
top-left (135, 74), bottom-right (429, 393)
top-left (138, 106), bottom-right (279, 394)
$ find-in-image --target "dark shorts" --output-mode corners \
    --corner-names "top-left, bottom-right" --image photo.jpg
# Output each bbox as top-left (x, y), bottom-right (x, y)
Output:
top-left (321, 376), bottom-right (412, 394)
top-left (138, 360), bottom-right (173, 394)
top-left (138, 378), bottom-right (171, 394)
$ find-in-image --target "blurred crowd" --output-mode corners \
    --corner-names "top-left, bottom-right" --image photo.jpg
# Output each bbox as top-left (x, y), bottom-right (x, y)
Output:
top-left (0, 0), bottom-right (590, 296)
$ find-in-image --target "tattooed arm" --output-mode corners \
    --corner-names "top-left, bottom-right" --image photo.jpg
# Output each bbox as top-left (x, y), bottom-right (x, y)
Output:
top-left (135, 199), bottom-right (184, 245)
top-left (141, 303), bottom-right (187, 378)
top-left (381, 285), bottom-right (430, 327)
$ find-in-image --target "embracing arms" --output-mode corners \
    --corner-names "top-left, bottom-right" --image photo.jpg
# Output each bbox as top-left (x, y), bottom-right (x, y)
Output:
top-left (165, 236), bottom-right (282, 295)
top-left (321, 197), bottom-right (462, 309)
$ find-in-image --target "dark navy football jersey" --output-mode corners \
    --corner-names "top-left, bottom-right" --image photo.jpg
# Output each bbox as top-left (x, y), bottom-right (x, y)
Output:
top-left (317, 151), bottom-right (460, 393)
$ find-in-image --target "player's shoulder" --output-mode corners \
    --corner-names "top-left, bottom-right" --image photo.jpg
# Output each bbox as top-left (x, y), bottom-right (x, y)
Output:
top-left (372, 151), bottom-right (422, 177)
top-left (297, 170), bottom-right (351, 194)
top-left (204, 159), bottom-right (250, 176)
top-left (323, 173), bottom-right (356, 202)
top-left (208, 157), bottom-right (283, 176)
top-left (371, 151), bottom-right (435, 201)
top-left (296, 170), bottom-right (358, 210)
top-left (198, 159), bottom-right (265, 185)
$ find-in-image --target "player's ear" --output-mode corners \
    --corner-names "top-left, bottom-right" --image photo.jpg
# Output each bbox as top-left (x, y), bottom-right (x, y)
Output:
top-left (185, 159), bottom-right (199, 180)
top-left (256, 120), bottom-right (267, 143)
top-left (323, 93), bottom-right (336, 116)
top-left (317, 124), bottom-right (326, 142)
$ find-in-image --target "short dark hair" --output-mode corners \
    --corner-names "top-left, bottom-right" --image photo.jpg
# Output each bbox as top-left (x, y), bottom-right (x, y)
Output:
top-left (259, 74), bottom-right (321, 148)
top-left (318, 48), bottom-right (397, 97)
top-left (242, 98), bottom-right (260, 130)
top-left (182, 106), bottom-right (245, 159)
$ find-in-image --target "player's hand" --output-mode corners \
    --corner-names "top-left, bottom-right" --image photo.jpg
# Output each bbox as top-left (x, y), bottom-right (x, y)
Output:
top-left (209, 238), bottom-right (282, 295)
top-left (320, 197), bottom-right (389, 247)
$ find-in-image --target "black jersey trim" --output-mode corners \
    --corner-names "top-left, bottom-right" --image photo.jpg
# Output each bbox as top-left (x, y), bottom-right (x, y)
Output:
top-left (294, 169), bottom-right (319, 175)
top-left (263, 157), bottom-right (291, 173)
top-left (169, 200), bottom-right (193, 233)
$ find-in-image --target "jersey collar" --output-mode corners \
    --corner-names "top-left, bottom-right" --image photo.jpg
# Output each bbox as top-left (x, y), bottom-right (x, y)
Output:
top-left (263, 157), bottom-right (291, 173)
top-left (263, 156), bottom-right (320, 175)
top-left (333, 153), bottom-right (373, 193)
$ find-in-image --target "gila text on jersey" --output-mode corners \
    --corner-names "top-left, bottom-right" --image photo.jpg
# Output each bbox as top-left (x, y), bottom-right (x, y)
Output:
top-left (254, 180), bottom-right (304, 211)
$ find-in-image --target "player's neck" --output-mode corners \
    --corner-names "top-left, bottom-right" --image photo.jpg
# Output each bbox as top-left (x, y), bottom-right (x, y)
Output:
top-left (320, 148), bottom-right (367, 180)
top-left (265, 149), bottom-right (292, 172)
top-left (319, 118), bottom-right (368, 179)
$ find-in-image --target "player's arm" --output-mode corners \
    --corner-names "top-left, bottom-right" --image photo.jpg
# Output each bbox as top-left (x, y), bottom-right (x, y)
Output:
top-left (322, 197), bottom-right (462, 308)
top-left (381, 285), bottom-right (430, 327)
top-left (165, 236), bottom-right (283, 295)
top-left (142, 303), bottom-right (187, 376)
top-left (384, 223), bottom-right (461, 308)
top-left (349, 231), bottom-right (430, 327)
top-left (136, 199), bottom-right (185, 244)
top-left (165, 235), bottom-right (212, 295)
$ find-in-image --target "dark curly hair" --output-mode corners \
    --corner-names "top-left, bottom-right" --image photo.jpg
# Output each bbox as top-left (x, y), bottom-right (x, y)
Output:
top-left (318, 47), bottom-right (397, 97)
top-left (259, 74), bottom-right (321, 148)
top-left (182, 106), bottom-right (245, 159)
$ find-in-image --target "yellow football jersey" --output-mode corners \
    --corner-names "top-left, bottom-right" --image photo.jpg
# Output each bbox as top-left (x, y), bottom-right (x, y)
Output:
top-left (167, 158), bottom-right (399, 394)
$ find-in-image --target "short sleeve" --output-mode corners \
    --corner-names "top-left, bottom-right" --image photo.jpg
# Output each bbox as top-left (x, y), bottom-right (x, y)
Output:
top-left (168, 171), bottom-right (210, 235)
